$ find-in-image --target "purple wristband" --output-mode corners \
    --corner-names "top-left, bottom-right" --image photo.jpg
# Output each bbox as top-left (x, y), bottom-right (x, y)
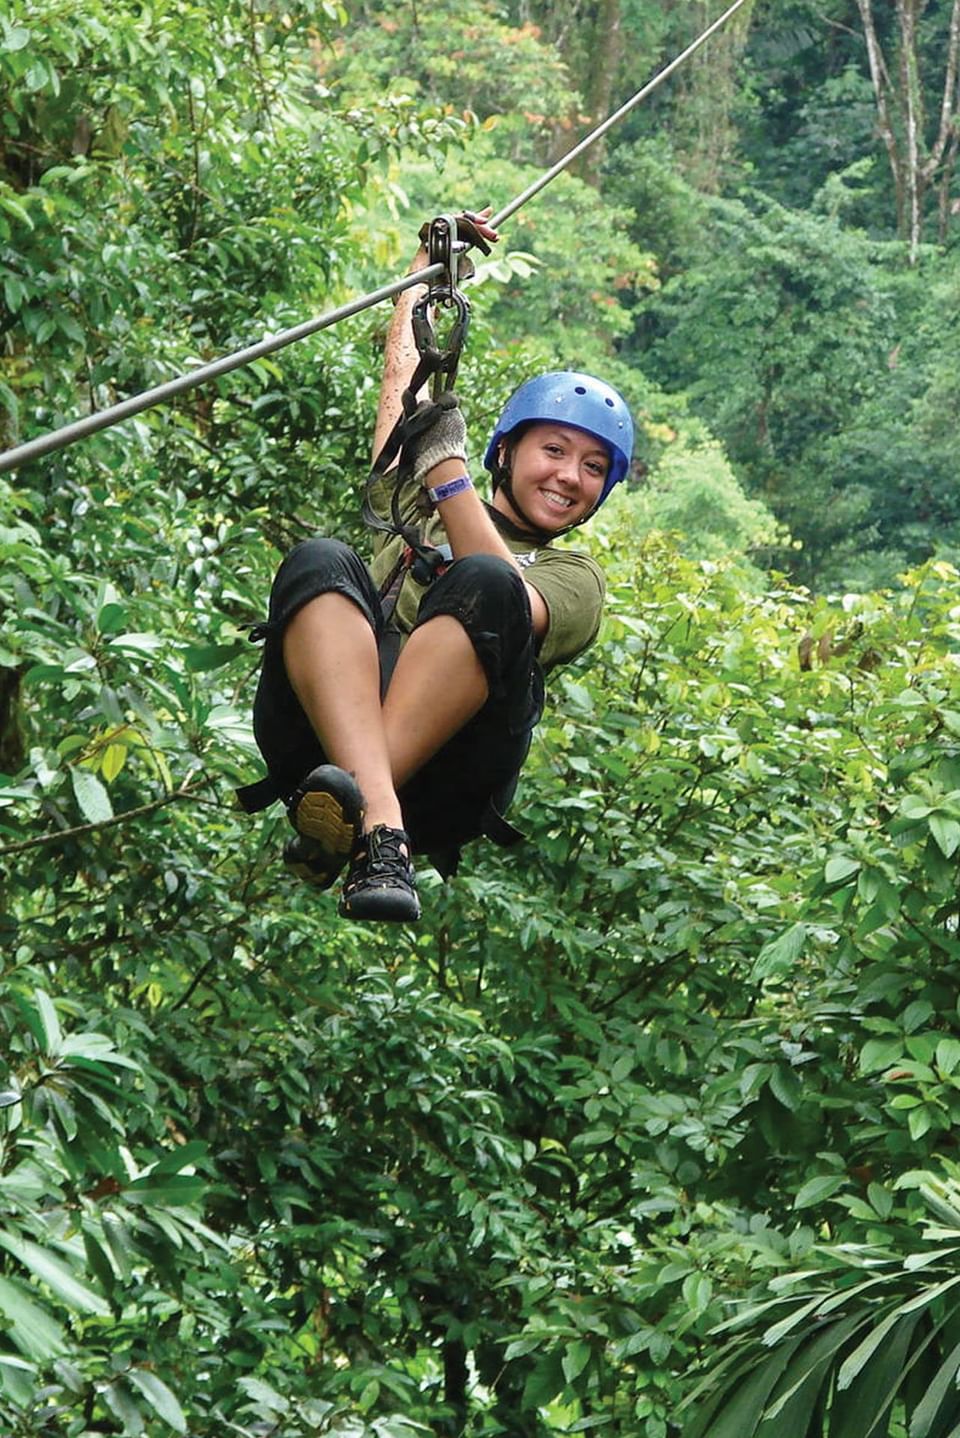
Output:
top-left (427, 473), bottom-right (473, 505)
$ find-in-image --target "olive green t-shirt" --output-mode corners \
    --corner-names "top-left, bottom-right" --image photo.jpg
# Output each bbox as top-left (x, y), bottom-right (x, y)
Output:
top-left (367, 473), bottom-right (604, 673)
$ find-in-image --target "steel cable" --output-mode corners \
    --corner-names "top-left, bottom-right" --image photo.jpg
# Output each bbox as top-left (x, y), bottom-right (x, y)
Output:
top-left (0, 266), bottom-right (445, 475)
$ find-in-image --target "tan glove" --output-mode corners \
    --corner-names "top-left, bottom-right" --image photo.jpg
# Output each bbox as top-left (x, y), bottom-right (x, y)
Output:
top-left (410, 394), bottom-right (468, 487)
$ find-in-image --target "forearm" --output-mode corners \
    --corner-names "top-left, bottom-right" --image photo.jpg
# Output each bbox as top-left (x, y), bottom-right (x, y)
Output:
top-left (373, 208), bottom-right (498, 465)
top-left (426, 457), bottom-right (549, 638)
top-left (371, 248), bottom-right (430, 463)
top-left (426, 458), bottom-right (518, 567)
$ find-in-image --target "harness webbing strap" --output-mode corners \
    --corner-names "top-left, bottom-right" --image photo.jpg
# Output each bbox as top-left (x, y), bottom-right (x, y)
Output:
top-left (235, 774), bottom-right (280, 814)
top-left (361, 216), bottom-right (472, 575)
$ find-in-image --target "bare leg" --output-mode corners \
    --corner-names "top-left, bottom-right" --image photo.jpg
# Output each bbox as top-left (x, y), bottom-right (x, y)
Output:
top-left (283, 600), bottom-right (488, 829)
top-left (282, 593), bottom-right (402, 830)
top-left (383, 615), bottom-right (488, 788)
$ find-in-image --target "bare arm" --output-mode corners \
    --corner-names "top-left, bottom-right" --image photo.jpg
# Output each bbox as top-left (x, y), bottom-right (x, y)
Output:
top-left (371, 246), bottom-right (431, 463)
top-left (373, 207), bottom-right (501, 460)
top-left (423, 457), bottom-right (550, 640)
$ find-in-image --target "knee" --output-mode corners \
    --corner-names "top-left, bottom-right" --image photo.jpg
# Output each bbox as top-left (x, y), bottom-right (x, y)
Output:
top-left (266, 536), bottom-right (374, 635)
top-left (280, 535), bottom-right (354, 577)
top-left (414, 554), bottom-right (533, 650)
top-left (272, 536), bottom-right (358, 598)
top-left (452, 553), bottom-right (527, 611)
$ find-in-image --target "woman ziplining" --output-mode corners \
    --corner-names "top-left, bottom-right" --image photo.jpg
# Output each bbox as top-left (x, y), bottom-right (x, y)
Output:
top-left (0, 4), bottom-right (751, 915)
top-left (237, 208), bottom-right (634, 923)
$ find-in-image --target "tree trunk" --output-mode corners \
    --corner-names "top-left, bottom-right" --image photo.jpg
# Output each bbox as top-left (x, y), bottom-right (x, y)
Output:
top-left (938, 132), bottom-right (959, 240)
top-left (0, 667), bottom-right (24, 774)
top-left (576, 0), bottom-right (623, 186)
top-left (443, 1337), bottom-right (468, 1430)
top-left (856, 0), bottom-right (960, 261)
top-left (897, 0), bottom-right (924, 263)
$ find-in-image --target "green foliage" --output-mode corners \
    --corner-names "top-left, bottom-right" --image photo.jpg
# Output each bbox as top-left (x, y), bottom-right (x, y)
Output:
top-left (635, 193), bottom-right (907, 581)
top-left (333, 0), bottom-right (577, 155)
top-left (810, 262), bottom-right (960, 591)
top-left (0, 0), bottom-right (472, 541)
top-left (623, 426), bottom-right (783, 560)
top-left (14, 461), bottom-right (960, 1432)
top-left (6, 2), bottom-right (960, 1435)
top-left (375, 134), bottom-right (658, 378)
top-left (604, 135), bottom-right (712, 279)
top-left (680, 1170), bottom-right (960, 1437)
top-left (740, 4), bottom-right (880, 220)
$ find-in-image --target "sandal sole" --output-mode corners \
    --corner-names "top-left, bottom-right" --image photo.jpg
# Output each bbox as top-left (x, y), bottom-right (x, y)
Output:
top-left (339, 888), bottom-right (421, 922)
top-left (285, 766), bottom-right (365, 888)
top-left (295, 789), bottom-right (361, 854)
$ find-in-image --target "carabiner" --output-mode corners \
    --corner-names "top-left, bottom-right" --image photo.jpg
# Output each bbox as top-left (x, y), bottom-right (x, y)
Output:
top-left (411, 214), bottom-right (471, 395)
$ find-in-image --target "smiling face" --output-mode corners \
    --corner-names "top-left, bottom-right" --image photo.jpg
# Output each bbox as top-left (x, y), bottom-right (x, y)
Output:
top-left (492, 422), bottom-right (610, 533)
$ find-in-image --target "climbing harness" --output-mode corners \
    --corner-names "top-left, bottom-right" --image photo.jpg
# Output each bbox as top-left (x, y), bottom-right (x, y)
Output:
top-left (0, 0), bottom-right (751, 478)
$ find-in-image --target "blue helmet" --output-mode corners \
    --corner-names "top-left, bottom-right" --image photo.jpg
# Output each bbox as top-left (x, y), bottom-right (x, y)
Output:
top-left (483, 371), bottom-right (634, 507)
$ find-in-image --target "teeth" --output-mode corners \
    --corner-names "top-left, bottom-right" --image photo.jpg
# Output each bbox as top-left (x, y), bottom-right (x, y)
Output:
top-left (543, 490), bottom-right (573, 509)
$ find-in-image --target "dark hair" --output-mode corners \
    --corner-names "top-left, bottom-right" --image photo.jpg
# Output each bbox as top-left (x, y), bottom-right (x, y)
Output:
top-left (489, 421), bottom-right (532, 492)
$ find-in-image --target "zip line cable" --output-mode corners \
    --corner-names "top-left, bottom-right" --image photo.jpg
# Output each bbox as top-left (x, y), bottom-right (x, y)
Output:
top-left (0, 0), bottom-right (751, 477)
top-left (490, 0), bottom-right (751, 229)
top-left (0, 266), bottom-right (446, 476)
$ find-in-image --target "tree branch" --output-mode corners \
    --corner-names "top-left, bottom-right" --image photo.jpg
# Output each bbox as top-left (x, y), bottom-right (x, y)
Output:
top-left (0, 780), bottom-right (205, 858)
top-left (922, 0), bottom-right (960, 181)
top-left (856, 0), bottom-right (904, 227)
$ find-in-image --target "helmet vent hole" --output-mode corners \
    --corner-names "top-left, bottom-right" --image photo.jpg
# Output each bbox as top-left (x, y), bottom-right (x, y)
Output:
top-left (574, 385), bottom-right (586, 394)
top-left (605, 397), bottom-right (614, 406)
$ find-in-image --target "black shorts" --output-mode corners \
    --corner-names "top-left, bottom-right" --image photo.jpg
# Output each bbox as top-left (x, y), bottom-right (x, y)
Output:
top-left (249, 537), bottom-right (544, 860)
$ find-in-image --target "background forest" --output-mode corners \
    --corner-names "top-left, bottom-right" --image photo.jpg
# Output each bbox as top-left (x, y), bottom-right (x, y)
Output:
top-left (4, 1), bottom-right (960, 1434)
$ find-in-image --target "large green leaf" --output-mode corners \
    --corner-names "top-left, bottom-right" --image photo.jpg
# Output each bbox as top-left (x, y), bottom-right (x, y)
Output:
top-left (126, 1369), bottom-right (188, 1433)
top-left (32, 987), bottom-right (62, 1056)
top-left (752, 922), bottom-right (807, 980)
top-left (909, 1332), bottom-right (960, 1438)
top-left (521, 1348), bottom-right (566, 1411)
top-left (793, 1174), bottom-right (846, 1211)
top-left (829, 1309), bottom-right (922, 1438)
top-left (69, 766), bottom-right (113, 824)
top-left (0, 1275), bottom-right (67, 1361)
top-left (123, 1173), bottom-right (206, 1207)
top-left (695, 1341), bottom-right (804, 1438)
top-left (760, 1313), bottom-right (864, 1428)
top-left (0, 1233), bottom-right (110, 1316)
top-left (837, 1300), bottom-right (913, 1390)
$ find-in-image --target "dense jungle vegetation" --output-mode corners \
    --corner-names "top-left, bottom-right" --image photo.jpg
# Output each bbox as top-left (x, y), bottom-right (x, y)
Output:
top-left (4, 1), bottom-right (960, 1433)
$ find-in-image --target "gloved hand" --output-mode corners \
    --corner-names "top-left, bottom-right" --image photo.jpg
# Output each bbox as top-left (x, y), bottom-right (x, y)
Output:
top-left (410, 393), bottom-right (468, 488)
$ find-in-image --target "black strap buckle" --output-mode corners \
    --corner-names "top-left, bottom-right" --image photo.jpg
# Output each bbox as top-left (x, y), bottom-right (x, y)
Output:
top-left (407, 541), bottom-right (452, 586)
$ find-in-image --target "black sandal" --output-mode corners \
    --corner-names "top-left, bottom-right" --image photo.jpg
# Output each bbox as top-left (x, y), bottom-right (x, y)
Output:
top-left (338, 825), bottom-right (420, 922)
